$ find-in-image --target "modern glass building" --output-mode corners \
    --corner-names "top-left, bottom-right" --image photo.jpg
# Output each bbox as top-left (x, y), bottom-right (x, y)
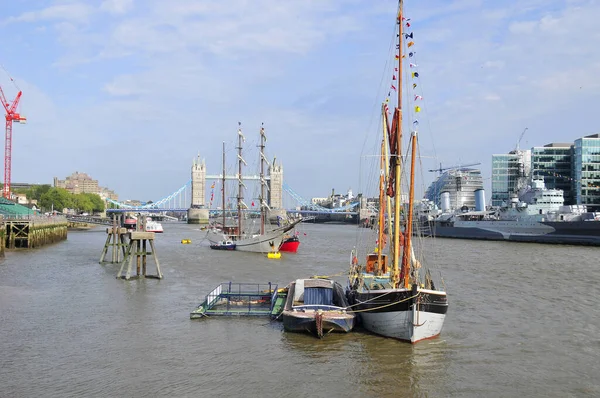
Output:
top-left (531, 143), bottom-right (573, 204)
top-left (574, 134), bottom-right (600, 209)
top-left (491, 150), bottom-right (531, 206)
top-left (424, 168), bottom-right (484, 210)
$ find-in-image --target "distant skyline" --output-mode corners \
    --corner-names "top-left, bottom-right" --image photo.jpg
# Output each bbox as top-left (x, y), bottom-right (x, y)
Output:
top-left (1, 0), bottom-right (599, 203)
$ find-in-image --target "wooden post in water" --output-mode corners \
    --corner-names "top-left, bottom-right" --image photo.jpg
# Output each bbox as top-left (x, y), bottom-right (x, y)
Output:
top-left (116, 214), bottom-right (162, 280)
top-left (99, 214), bottom-right (128, 264)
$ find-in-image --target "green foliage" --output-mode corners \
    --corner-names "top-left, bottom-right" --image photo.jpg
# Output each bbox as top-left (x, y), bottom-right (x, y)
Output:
top-left (81, 193), bottom-right (105, 212)
top-left (26, 184), bottom-right (51, 201)
top-left (39, 189), bottom-right (106, 213)
top-left (40, 188), bottom-right (73, 212)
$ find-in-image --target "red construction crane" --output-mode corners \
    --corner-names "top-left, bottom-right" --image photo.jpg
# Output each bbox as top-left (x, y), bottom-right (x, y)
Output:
top-left (0, 84), bottom-right (26, 199)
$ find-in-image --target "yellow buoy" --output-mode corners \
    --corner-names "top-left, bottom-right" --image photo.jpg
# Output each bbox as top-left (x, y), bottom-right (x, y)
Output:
top-left (267, 251), bottom-right (281, 259)
top-left (181, 239), bottom-right (192, 244)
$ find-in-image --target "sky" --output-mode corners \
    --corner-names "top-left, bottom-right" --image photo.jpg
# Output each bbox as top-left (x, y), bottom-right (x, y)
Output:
top-left (1, 0), bottom-right (599, 205)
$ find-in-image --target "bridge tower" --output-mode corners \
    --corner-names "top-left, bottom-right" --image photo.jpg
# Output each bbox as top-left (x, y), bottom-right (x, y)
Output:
top-left (188, 154), bottom-right (209, 224)
top-left (268, 162), bottom-right (287, 221)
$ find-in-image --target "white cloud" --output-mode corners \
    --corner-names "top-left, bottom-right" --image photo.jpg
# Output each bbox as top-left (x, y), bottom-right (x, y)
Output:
top-left (4, 3), bottom-right (93, 24)
top-left (3, 0), bottom-right (600, 201)
top-left (100, 0), bottom-right (134, 15)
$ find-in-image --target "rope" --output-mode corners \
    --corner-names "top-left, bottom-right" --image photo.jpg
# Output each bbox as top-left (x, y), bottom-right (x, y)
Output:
top-left (346, 292), bottom-right (420, 313)
top-left (310, 271), bottom-right (347, 279)
top-left (315, 310), bottom-right (324, 338)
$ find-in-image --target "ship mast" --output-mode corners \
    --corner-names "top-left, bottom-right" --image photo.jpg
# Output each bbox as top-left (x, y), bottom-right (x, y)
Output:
top-left (259, 124), bottom-right (266, 235)
top-left (236, 122), bottom-right (246, 239)
top-left (222, 141), bottom-right (226, 231)
top-left (401, 132), bottom-right (417, 288)
top-left (392, 0), bottom-right (404, 287)
top-left (376, 116), bottom-right (386, 274)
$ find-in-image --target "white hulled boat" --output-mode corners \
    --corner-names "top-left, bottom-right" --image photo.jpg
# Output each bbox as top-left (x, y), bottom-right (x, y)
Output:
top-left (346, 0), bottom-right (448, 343)
top-left (206, 124), bottom-right (300, 253)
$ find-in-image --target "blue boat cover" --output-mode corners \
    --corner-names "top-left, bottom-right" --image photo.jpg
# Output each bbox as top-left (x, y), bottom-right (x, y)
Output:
top-left (304, 287), bottom-right (333, 305)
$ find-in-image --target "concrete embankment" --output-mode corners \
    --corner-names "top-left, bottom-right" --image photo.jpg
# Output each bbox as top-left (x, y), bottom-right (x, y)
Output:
top-left (4, 216), bottom-right (68, 250)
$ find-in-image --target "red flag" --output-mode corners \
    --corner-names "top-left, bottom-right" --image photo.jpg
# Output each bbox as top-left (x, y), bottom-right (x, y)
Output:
top-left (391, 84), bottom-right (397, 91)
top-left (251, 201), bottom-right (255, 207)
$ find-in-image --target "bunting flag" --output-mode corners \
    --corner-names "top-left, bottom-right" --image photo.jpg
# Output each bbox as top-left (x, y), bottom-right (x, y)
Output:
top-left (413, 120), bottom-right (419, 125)
top-left (392, 75), bottom-right (397, 80)
top-left (211, 182), bottom-right (215, 189)
top-left (406, 22), bottom-right (411, 27)
top-left (396, 44), bottom-right (400, 49)
top-left (413, 83), bottom-right (417, 89)
top-left (394, 67), bottom-right (398, 71)
top-left (409, 63), bottom-right (418, 68)
top-left (391, 84), bottom-right (397, 91)
top-left (414, 95), bottom-right (423, 100)
top-left (407, 41), bottom-right (414, 47)
top-left (395, 54), bottom-right (399, 60)
top-left (411, 72), bottom-right (419, 78)
top-left (415, 106), bottom-right (421, 112)
top-left (409, 52), bottom-right (416, 57)
top-left (251, 201), bottom-right (255, 207)
top-left (404, 33), bottom-right (413, 39)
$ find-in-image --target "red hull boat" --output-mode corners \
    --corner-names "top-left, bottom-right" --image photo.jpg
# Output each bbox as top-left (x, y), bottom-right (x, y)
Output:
top-left (279, 236), bottom-right (300, 253)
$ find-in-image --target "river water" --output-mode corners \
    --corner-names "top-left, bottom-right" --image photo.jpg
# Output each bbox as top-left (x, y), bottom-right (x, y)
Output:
top-left (0, 222), bottom-right (598, 397)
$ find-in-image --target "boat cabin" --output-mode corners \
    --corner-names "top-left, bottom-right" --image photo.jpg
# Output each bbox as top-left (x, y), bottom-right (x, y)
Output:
top-left (289, 279), bottom-right (346, 310)
top-left (365, 253), bottom-right (388, 274)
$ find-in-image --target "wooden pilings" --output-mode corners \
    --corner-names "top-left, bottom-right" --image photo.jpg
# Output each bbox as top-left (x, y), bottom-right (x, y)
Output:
top-left (116, 230), bottom-right (163, 280)
top-left (103, 214), bottom-right (163, 280)
top-left (99, 214), bottom-right (128, 264)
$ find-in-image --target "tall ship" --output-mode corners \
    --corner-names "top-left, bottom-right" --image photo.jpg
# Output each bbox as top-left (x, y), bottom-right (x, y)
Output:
top-left (346, 0), bottom-right (448, 344)
top-left (420, 175), bottom-right (600, 246)
top-left (206, 124), bottom-right (301, 253)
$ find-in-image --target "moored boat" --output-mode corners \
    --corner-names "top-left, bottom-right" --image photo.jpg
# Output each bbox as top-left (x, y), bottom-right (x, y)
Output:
top-left (206, 124), bottom-right (301, 253)
top-left (422, 175), bottom-right (600, 245)
top-left (283, 278), bottom-right (355, 338)
top-left (145, 218), bottom-right (163, 233)
top-left (209, 240), bottom-right (236, 250)
top-left (346, 0), bottom-right (448, 344)
top-left (279, 235), bottom-right (300, 252)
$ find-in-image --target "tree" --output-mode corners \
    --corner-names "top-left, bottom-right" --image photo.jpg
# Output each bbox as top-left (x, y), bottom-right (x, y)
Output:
top-left (73, 194), bottom-right (94, 213)
top-left (27, 184), bottom-right (51, 201)
top-left (83, 193), bottom-right (105, 213)
top-left (40, 188), bottom-right (73, 212)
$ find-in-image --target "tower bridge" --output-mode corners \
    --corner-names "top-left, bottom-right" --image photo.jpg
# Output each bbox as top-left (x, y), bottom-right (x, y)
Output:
top-left (106, 156), bottom-right (370, 224)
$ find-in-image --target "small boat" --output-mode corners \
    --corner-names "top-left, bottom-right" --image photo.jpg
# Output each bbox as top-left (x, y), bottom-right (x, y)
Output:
top-left (210, 240), bottom-right (236, 250)
top-left (279, 235), bottom-right (300, 253)
top-left (145, 218), bottom-right (164, 233)
top-left (282, 278), bottom-right (355, 338)
top-left (123, 216), bottom-right (137, 230)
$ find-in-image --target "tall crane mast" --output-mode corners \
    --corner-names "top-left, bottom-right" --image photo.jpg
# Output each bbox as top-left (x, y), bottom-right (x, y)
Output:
top-left (0, 85), bottom-right (26, 199)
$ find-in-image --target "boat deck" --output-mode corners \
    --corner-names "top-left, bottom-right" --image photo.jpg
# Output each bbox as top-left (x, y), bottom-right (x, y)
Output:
top-left (190, 282), bottom-right (287, 319)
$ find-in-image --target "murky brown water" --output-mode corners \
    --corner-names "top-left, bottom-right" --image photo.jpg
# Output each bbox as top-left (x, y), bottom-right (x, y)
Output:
top-left (1, 222), bottom-right (599, 397)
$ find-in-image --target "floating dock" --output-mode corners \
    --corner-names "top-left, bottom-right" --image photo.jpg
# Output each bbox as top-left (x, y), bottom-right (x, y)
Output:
top-left (190, 282), bottom-right (288, 319)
